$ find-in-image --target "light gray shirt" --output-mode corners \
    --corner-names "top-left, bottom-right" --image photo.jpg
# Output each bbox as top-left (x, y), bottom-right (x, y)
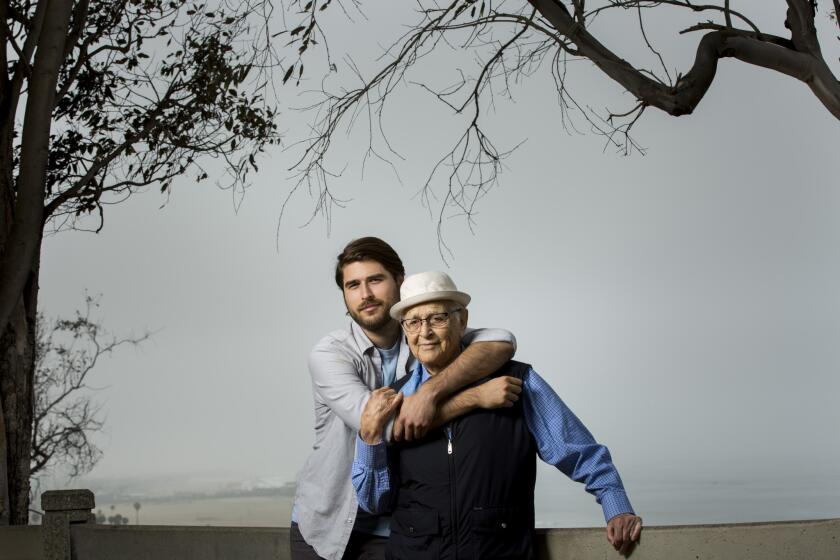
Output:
top-left (293, 321), bottom-right (516, 560)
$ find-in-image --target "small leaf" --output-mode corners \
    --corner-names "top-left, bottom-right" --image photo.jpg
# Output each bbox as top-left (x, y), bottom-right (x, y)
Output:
top-left (283, 65), bottom-right (295, 83)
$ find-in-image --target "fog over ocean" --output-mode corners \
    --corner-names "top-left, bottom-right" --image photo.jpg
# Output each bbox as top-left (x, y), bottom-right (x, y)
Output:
top-left (71, 470), bottom-right (840, 528)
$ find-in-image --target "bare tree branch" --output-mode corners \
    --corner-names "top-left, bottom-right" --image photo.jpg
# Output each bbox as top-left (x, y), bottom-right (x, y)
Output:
top-left (4, 0), bottom-right (48, 125)
top-left (30, 297), bottom-right (150, 481)
top-left (833, 0), bottom-right (840, 31)
top-left (280, 0), bottom-right (839, 256)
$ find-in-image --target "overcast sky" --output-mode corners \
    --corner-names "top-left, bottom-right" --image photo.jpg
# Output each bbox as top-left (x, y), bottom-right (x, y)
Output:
top-left (37, 2), bottom-right (839, 526)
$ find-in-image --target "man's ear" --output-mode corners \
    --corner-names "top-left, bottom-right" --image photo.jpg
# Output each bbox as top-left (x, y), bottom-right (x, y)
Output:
top-left (395, 274), bottom-right (404, 289)
top-left (459, 308), bottom-right (469, 330)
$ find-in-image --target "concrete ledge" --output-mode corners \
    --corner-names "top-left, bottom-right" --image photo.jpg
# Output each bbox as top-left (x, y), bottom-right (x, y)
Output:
top-left (537, 518), bottom-right (840, 560)
top-left (0, 526), bottom-right (42, 560)
top-left (2, 518), bottom-right (839, 560)
top-left (40, 491), bottom-right (94, 514)
top-left (41, 489), bottom-right (95, 560)
top-left (70, 525), bottom-right (289, 560)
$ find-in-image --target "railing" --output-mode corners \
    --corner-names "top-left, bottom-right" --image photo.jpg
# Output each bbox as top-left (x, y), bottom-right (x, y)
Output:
top-left (0, 490), bottom-right (838, 560)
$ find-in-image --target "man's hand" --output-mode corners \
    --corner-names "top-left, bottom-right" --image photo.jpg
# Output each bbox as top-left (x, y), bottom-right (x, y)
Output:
top-left (360, 387), bottom-right (403, 444)
top-left (475, 376), bottom-right (522, 409)
top-left (393, 385), bottom-right (436, 442)
top-left (607, 514), bottom-right (642, 557)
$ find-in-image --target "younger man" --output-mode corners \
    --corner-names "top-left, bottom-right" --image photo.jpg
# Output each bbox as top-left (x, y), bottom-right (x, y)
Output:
top-left (292, 238), bottom-right (518, 560)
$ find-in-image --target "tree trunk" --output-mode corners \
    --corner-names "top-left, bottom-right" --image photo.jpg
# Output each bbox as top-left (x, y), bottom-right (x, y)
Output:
top-left (0, 93), bottom-right (10, 529)
top-left (0, 392), bottom-right (8, 525)
top-left (0, 254), bottom-right (39, 525)
top-left (0, 0), bottom-right (72, 334)
top-left (0, 0), bottom-right (72, 525)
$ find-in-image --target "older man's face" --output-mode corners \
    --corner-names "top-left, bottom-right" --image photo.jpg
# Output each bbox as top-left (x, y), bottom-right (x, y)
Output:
top-left (402, 301), bottom-right (467, 374)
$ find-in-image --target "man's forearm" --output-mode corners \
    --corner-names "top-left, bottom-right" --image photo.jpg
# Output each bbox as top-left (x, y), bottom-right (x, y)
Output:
top-left (424, 341), bottom-right (514, 402)
top-left (432, 387), bottom-right (481, 427)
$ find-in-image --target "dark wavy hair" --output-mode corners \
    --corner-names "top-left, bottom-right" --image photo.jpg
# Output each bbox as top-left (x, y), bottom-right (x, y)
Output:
top-left (334, 237), bottom-right (405, 289)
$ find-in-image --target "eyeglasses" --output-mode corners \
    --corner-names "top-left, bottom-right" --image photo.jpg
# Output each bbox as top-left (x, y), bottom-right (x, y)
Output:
top-left (400, 308), bottom-right (462, 333)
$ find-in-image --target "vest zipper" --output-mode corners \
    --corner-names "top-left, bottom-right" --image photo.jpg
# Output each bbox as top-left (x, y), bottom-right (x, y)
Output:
top-left (446, 423), bottom-right (459, 559)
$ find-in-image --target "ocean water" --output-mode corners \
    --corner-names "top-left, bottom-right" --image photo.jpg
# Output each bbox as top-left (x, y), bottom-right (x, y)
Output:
top-left (95, 495), bottom-right (296, 527)
top-left (94, 473), bottom-right (840, 528)
top-left (534, 473), bottom-right (840, 528)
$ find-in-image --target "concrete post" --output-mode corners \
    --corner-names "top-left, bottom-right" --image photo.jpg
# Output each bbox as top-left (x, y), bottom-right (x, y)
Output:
top-left (41, 489), bottom-right (96, 560)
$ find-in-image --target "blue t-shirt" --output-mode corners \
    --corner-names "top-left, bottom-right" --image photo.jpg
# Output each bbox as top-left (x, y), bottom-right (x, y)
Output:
top-left (377, 340), bottom-right (401, 388)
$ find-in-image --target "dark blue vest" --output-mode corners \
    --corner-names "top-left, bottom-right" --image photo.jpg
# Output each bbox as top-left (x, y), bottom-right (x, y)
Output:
top-left (386, 361), bottom-right (537, 560)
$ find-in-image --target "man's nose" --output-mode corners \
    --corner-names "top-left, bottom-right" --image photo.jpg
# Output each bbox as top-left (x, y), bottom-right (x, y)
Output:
top-left (419, 320), bottom-right (434, 337)
top-left (360, 282), bottom-right (374, 299)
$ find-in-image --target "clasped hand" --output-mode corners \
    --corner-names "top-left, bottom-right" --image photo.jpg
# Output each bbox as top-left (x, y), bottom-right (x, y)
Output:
top-left (359, 387), bottom-right (403, 444)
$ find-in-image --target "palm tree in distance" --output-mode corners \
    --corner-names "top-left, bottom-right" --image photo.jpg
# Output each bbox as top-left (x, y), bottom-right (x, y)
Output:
top-left (133, 502), bottom-right (141, 525)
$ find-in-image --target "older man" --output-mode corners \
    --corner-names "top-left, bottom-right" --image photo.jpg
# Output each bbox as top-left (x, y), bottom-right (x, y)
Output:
top-left (292, 238), bottom-right (519, 560)
top-left (353, 271), bottom-right (643, 559)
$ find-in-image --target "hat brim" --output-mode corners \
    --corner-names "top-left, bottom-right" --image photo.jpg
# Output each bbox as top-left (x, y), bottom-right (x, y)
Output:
top-left (389, 291), bottom-right (471, 319)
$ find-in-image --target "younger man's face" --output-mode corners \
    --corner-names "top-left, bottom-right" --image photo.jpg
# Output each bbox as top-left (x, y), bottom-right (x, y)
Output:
top-left (341, 260), bottom-right (401, 333)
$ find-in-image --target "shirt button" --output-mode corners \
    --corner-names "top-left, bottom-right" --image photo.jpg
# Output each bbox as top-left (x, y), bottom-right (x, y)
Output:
top-left (409, 526), bottom-right (415, 534)
top-left (347, 518), bottom-right (353, 523)
top-left (501, 522), bottom-right (507, 529)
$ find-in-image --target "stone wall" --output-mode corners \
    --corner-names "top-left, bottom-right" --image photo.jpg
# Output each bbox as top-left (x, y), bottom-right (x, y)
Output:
top-left (0, 490), bottom-right (838, 560)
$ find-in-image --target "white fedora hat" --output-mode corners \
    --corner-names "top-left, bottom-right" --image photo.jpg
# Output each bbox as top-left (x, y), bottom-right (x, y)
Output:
top-left (390, 271), bottom-right (471, 319)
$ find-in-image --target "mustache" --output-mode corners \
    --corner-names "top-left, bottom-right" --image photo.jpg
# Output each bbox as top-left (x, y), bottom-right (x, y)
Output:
top-left (357, 298), bottom-right (384, 311)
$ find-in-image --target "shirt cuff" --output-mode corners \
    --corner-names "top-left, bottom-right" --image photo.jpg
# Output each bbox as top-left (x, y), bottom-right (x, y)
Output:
top-left (355, 434), bottom-right (388, 469)
top-left (600, 490), bottom-right (635, 523)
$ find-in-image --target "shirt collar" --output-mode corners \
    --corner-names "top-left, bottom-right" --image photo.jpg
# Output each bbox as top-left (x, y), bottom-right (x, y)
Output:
top-left (349, 319), bottom-right (408, 352)
top-left (411, 362), bottom-right (431, 383)
top-left (401, 362), bottom-right (431, 397)
top-left (350, 320), bottom-right (415, 375)
top-left (350, 320), bottom-right (377, 355)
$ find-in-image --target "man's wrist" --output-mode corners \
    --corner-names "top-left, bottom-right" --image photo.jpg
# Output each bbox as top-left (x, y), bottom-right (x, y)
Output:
top-left (601, 490), bottom-right (634, 523)
top-left (419, 374), bottom-right (447, 404)
top-left (360, 424), bottom-right (385, 445)
top-left (472, 386), bottom-right (485, 409)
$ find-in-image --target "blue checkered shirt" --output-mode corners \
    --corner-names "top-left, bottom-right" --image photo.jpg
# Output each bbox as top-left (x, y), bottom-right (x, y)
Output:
top-left (353, 364), bottom-right (635, 523)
